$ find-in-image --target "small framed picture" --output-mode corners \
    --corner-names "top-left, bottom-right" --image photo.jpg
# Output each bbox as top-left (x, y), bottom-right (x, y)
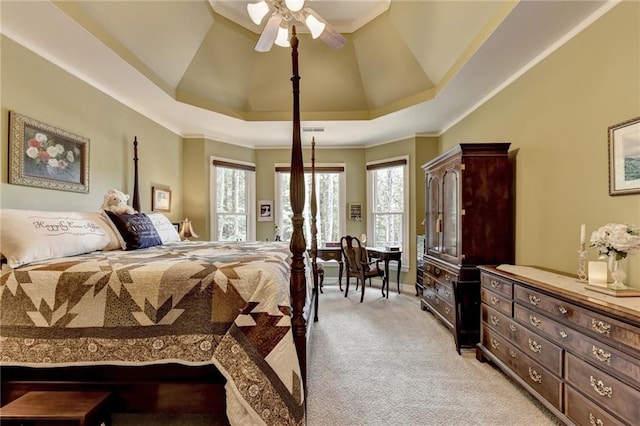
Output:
top-left (152, 186), bottom-right (171, 212)
top-left (258, 200), bottom-right (273, 222)
top-left (349, 203), bottom-right (363, 221)
top-left (608, 116), bottom-right (640, 196)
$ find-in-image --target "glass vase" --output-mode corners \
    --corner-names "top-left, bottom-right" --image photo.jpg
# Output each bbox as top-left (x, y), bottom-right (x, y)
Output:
top-left (608, 255), bottom-right (627, 290)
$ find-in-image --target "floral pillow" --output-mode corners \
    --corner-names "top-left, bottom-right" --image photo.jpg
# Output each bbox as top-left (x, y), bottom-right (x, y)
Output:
top-left (0, 209), bottom-right (121, 268)
top-left (104, 211), bottom-right (163, 250)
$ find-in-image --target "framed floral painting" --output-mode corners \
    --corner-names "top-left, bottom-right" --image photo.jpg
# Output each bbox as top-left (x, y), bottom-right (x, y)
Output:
top-left (608, 116), bottom-right (640, 196)
top-left (9, 111), bottom-right (89, 193)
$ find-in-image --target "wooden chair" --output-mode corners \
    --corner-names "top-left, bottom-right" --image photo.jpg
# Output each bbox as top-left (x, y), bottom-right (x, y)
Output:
top-left (340, 235), bottom-right (387, 302)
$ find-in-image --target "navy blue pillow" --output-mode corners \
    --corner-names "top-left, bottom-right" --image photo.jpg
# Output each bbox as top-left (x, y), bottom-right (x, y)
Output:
top-left (104, 211), bottom-right (162, 250)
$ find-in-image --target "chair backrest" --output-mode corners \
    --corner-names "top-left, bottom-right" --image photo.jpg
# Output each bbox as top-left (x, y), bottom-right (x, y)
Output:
top-left (340, 235), bottom-right (368, 273)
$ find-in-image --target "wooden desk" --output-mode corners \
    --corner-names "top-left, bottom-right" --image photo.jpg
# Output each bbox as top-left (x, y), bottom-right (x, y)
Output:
top-left (366, 247), bottom-right (402, 296)
top-left (312, 246), bottom-right (344, 291)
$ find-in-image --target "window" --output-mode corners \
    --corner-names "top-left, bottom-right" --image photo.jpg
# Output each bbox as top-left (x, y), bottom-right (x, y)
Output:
top-left (210, 158), bottom-right (256, 241)
top-left (275, 164), bottom-right (345, 246)
top-left (367, 157), bottom-right (409, 266)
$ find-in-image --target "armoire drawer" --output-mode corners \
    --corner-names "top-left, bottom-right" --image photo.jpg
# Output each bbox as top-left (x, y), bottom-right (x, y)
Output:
top-left (432, 296), bottom-right (455, 327)
top-left (565, 353), bottom-right (640, 425)
top-left (565, 385), bottom-right (625, 426)
top-left (482, 328), bottom-right (563, 410)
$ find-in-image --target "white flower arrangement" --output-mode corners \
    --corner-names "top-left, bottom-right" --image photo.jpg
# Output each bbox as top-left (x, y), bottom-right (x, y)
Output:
top-left (590, 223), bottom-right (640, 261)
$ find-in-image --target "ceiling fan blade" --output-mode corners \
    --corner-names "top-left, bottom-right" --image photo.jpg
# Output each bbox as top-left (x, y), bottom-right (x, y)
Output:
top-left (255, 13), bottom-right (282, 52)
top-left (307, 8), bottom-right (346, 49)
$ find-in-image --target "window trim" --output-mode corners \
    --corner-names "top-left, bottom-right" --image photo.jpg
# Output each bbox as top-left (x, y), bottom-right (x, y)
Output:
top-left (366, 155), bottom-right (410, 269)
top-left (210, 156), bottom-right (256, 241)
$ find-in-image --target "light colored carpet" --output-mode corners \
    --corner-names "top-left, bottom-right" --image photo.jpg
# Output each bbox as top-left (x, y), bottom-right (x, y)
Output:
top-left (112, 281), bottom-right (561, 425)
top-left (306, 281), bottom-right (561, 426)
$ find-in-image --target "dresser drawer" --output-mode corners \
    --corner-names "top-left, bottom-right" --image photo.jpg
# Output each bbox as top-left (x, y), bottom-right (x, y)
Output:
top-left (565, 353), bottom-right (640, 425)
top-left (482, 305), bottom-right (563, 376)
top-left (482, 328), bottom-right (563, 410)
top-left (481, 287), bottom-right (512, 317)
top-left (422, 285), bottom-right (436, 307)
top-left (481, 273), bottom-right (513, 298)
top-left (565, 385), bottom-right (625, 426)
top-left (514, 286), bottom-right (640, 358)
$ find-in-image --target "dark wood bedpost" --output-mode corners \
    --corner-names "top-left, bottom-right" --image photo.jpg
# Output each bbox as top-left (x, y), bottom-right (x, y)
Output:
top-left (310, 137), bottom-right (319, 323)
top-left (288, 26), bottom-right (308, 387)
top-left (132, 136), bottom-right (140, 213)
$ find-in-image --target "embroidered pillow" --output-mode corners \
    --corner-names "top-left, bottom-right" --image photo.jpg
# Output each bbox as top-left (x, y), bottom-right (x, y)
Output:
top-left (0, 209), bottom-right (121, 268)
top-left (104, 211), bottom-right (163, 250)
top-left (146, 212), bottom-right (181, 244)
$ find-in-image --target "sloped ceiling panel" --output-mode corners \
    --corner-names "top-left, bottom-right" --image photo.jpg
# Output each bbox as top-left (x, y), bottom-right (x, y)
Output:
top-left (352, 12), bottom-right (433, 111)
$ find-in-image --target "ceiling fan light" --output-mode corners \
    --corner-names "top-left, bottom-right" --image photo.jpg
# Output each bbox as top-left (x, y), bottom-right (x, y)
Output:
top-left (274, 25), bottom-right (290, 47)
top-left (247, 1), bottom-right (270, 25)
top-left (305, 14), bottom-right (325, 39)
top-left (284, 0), bottom-right (305, 12)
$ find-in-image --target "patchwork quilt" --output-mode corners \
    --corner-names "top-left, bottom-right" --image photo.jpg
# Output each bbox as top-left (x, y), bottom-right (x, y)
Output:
top-left (0, 241), bottom-right (305, 425)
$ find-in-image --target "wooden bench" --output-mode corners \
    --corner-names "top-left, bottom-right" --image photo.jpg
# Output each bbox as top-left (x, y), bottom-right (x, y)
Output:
top-left (0, 391), bottom-right (111, 426)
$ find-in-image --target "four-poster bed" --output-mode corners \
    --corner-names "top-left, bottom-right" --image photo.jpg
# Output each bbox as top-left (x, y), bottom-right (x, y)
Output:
top-left (0, 28), bottom-right (317, 425)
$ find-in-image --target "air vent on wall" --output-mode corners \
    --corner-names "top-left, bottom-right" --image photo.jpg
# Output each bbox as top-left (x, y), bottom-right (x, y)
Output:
top-left (302, 127), bottom-right (325, 132)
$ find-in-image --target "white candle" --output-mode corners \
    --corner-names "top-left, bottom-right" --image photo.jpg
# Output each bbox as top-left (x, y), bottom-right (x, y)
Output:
top-left (588, 261), bottom-right (608, 285)
top-left (580, 224), bottom-right (586, 244)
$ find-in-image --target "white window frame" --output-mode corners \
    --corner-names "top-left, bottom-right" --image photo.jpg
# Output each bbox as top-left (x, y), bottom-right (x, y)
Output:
top-left (274, 163), bottom-right (346, 246)
top-left (366, 155), bottom-right (410, 269)
top-left (210, 156), bottom-right (256, 241)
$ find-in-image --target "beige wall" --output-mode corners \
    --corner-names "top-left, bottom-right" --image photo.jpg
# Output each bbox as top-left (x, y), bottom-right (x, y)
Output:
top-left (440, 2), bottom-right (640, 286)
top-left (1, 36), bottom-right (183, 222)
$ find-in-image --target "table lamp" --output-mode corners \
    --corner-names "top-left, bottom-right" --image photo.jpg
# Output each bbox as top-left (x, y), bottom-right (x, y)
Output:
top-left (179, 218), bottom-right (198, 241)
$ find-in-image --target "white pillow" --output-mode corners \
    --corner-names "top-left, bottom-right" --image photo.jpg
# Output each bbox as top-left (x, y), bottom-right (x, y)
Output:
top-left (0, 209), bottom-right (121, 268)
top-left (146, 212), bottom-right (181, 244)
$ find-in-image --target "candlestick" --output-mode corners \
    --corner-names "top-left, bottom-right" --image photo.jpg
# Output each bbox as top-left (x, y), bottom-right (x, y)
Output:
top-left (577, 243), bottom-right (587, 282)
top-left (580, 224), bottom-right (586, 244)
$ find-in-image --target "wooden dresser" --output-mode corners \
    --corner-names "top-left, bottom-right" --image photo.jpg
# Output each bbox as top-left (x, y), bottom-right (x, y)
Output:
top-left (477, 265), bottom-right (640, 426)
top-left (421, 143), bottom-right (514, 353)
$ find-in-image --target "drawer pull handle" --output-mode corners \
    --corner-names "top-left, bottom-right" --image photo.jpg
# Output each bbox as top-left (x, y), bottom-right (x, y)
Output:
top-left (509, 349), bottom-right (517, 358)
top-left (558, 306), bottom-right (567, 314)
top-left (490, 339), bottom-right (500, 350)
top-left (528, 295), bottom-right (540, 306)
top-left (528, 338), bottom-right (542, 353)
top-left (589, 413), bottom-right (604, 426)
top-left (434, 267), bottom-right (441, 274)
top-left (589, 376), bottom-right (612, 398)
top-left (445, 307), bottom-right (450, 314)
top-left (559, 330), bottom-right (568, 339)
top-left (528, 367), bottom-right (542, 383)
top-left (490, 315), bottom-right (500, 326)
top-left (435, 298), bottom-right (440, 305)
top-left (490, 279), bottom-right (500, 288)
top-left (591, 346), bottom-right (612, 363)
top-left (591, 319), bottom-right (611, 336)
top-left (445, 274), bottom-right (451, 281)
top-left (491, 296), bottom-right (499, 305)
top-left (529, 315), bottom-right (541, 327)
top-left (509, 323), bottom-right (517, 332)
top-left (444, 291), bottom-right (451, 297)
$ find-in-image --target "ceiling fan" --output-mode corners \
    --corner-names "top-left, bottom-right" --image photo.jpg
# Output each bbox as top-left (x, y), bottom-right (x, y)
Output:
top-left (247, 0), bottom-right (346, 52)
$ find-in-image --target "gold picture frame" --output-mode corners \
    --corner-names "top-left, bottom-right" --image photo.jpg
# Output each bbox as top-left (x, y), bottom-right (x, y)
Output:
top-left (9, 111), bottom-right (90, 193)
top-left (152, 186), bottom-right (172, 212)
top-left (608, 116), bottom-right (640, 196)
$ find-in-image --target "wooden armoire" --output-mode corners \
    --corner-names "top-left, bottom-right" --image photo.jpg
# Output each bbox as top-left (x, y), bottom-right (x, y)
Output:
top-left (421, 143), bottom-right (514, 353)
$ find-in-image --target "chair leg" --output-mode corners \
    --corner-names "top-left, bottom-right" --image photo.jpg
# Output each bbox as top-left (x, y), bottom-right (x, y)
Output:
top-left (345, 276), bottom-right (350, 297)
top-left (360, 278), bottom-right (365, 303)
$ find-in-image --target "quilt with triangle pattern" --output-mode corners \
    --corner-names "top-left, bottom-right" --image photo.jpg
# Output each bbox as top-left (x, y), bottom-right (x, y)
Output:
top-left (0, 240), bottom-right (305, 425)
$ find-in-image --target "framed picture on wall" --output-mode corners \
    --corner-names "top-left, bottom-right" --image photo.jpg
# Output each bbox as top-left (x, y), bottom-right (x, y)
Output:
top-left (152, 186), bottom-right (172, 212)
top-left (608, 116), bottom-right (640, 196)
top-left (258, 200), bottom-right (273, 221)
top-left (349, 203), bottom-right (363, 221)
top-left (8, 110), bottom-right (90, 193)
